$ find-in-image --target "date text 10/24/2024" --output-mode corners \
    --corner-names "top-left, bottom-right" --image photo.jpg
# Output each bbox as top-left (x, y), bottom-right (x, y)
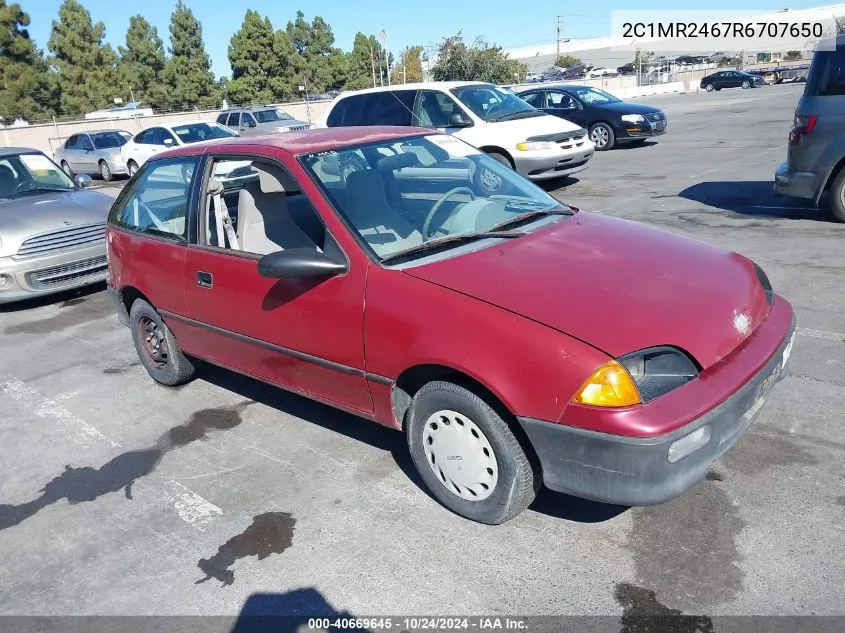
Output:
top-left (307, 618), bottom-right (528, 630)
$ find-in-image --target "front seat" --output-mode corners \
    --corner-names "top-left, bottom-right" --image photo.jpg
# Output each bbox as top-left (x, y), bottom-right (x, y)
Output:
top-left (343, 170), bottom-right (423, 256)
top-left (0, 165), bottom-right (16, 197)
top-left (237, 163), bottom-right (317, 255)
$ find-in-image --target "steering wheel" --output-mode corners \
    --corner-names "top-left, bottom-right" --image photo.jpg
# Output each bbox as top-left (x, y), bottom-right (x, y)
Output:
top-left (422, 187), bottom-right (476, 239)
top-left (14, 181), bottom-right (37, 194)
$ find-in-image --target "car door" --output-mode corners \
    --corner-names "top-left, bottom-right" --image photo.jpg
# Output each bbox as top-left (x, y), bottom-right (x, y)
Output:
top-left (77, 134), bottom-right (97, 173)
top-left (180, 152), bottom-right (372, 415)
top-left (550, 90), bottom-right (589, 127)
top-left (239, 113), bottom-right (258, 136)
top-left (61, 135), bottom-right (81, 172)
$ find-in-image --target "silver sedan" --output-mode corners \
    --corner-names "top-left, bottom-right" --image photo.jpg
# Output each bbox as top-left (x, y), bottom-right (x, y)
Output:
top-left (0, 147), bottom-right (114, 305)
top-left (53, 129), bottom-right (132, 182)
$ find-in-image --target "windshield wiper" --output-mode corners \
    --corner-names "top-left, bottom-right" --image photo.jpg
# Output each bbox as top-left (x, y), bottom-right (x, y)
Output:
top-left (493, 110), bottom-right (544, 122)
top-left (381, 230), bottom-right (525, 264)
top-left (487, 208), bottom-right (573, 232)
top-left (13, 186), bottom-right (73, 197)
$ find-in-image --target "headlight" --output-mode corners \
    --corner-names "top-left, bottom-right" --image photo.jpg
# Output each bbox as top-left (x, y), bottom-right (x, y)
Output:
top-left (109, 153), bottom-right (122, 162)
top-left (571, 347), bottom-right (699, 407)
top-left (275, 126), bottom-right (290, 133)
top-left (621, 114), bottom-right (645, 123)
top-left (754, 263), bottom-right (774, 307)
top-left (516, 141), bottom-right (554, 151)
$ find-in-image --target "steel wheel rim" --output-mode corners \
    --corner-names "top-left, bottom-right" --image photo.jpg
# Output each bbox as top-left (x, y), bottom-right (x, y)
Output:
top-left (137, 316), bottom-right (168, 368)
top-left (591, 126), bottom-right (609, 148)
top-left (101, 163), bottom-right (110, 179)
top-left (422, 409), bottom-right (499, 501)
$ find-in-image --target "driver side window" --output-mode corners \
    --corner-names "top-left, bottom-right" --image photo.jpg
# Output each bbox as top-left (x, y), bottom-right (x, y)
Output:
top-left (413, 90), bottom-right (459, 128)
top-left (548, 92), bottom-right (577, 109)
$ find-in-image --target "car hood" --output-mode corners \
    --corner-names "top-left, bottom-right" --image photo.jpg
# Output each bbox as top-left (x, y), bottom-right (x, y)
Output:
top-left (402, 211), bottom-right (770, 369)
top-left (0, 189), bottom-right (112, 256)
top-left (488, 113), bottom-right (584, 138)
top-left (590, 101), bottom-right (663, 115)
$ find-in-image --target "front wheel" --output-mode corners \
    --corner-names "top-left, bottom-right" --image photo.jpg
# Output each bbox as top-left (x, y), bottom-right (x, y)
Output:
top-left (99, 161), bottom-right (113, 182)
top-left (476, 151), bottom-right (512, 194)
top-left (741, 80), bottom-right (751, 89)
top-left (589, 122), bottom-right (615, 150)
top-left (61, 160), bottom-right (73, 177)
top-left (129, 298), bottom-right (196, 386)
top-left (828, 168), bottom-right (845, 223)
top-left (127, 160), bottom-right (139, 177)
top-left (406, 381), bottom-right (539, 524)
top-left (705, 83), bottom-right (715, 92)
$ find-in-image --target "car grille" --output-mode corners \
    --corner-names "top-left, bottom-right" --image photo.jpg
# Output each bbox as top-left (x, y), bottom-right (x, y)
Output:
top-left (26, 255), bottom-right (108, 289)
top-left (16, 223), bottom-right (106, 259)
top-left (289, 124), bottom-right (311, 131)
top-left (644, 112), bottom-right (665, 123)
top-left (557, 132), bottom-right (589, 150)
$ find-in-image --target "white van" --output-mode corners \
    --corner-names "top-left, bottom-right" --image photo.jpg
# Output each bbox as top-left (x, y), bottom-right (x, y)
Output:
top-left (321, 82), bottom-right (595, 183)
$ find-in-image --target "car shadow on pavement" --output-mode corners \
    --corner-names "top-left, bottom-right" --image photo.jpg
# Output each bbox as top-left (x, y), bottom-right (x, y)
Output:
top-left (615, 140), bottom-right (659, 151)
top-left (678, 181), bottom-right (840, 222)
top-left (0, 281), bottom-right (106, 313)
top-left (196, 361), bottom-right (630, 525)
top-left (538, 175), bottom-right (581, 192)
top-left (230, 588), bottom-right (365, 633)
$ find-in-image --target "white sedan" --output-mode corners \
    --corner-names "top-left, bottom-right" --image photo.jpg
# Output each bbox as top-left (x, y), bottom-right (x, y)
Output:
top-left (121, 121), bottom-right (238, 176)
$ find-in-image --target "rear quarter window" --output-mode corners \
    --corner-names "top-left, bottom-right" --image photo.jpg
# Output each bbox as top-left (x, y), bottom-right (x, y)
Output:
top-left (327, 91), bottom-right (416, 127)
top-left (805, 48), bottom-right (845, 96)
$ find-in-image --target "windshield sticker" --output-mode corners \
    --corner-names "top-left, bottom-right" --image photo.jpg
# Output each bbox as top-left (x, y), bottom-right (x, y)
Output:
top-left (20, 153), bottom-right (57, 174)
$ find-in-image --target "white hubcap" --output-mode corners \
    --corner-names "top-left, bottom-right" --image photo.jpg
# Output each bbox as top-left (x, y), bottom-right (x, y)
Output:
top-left (422, 410), bottom-right (499, 501)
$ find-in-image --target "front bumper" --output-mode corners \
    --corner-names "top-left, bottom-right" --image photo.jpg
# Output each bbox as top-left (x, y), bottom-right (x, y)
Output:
top-left (106, 285), bottom-right (130, 326)
top-left (517, 311), bottom-right (797, 506)
top-left (0, 243), bottom-right (108, 304)
top-left (619, 117), bottom-right (668, 140)
top-left (513, 147), bottom-right (595, 180)
top-left (106, 158), bottom-right (129, 175)
top-left (773, 161), bottom-right (822, 201)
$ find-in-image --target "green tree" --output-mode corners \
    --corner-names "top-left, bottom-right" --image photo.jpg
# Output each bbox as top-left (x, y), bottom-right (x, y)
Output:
top-left (555, 55), bottom-right (581, 68)
top-left (227, 10), bottom-right (277, 104)
top-left (344, 32), bottom-right (377, 90)
top-left (432, 32), bottom-right (526, 84)
top-left (117, 15), bottom-right (169, 107)
top-left (0, 0), bottom-right (58, 122)
top-left (162, 1), bottom-right (220, 110)
top-left (286, 11), bottom-right (346, 92)
top-left (391, 45), bottom-right (424, 84)
top-left (633, 49), bottom-right (654, 70)
top-left (47, 0), bottom-right (120, 116)
top-left (784, 50), bottom-right (803, 61)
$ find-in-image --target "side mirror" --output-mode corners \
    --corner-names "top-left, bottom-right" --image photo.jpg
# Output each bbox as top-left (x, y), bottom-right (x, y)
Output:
top-left (247, 121), bottom-right (257, 128)
top-left (258, 248), bottom-right (347, 279)
top-left (448, 113), bottom-right (472, 128)
top-left (163, 138), bottom-right (174, 147)
top-left (74, 174), bottom-right (92, 188)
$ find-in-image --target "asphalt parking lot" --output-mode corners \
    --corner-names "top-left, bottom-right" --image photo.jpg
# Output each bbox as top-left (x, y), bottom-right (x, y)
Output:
top-left (1, 83), bottom-right (843, 623)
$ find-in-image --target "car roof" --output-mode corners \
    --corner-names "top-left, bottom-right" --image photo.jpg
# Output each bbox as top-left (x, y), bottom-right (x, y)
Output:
top-left (0, 146), bottom-right (43, 157)
top-left (334, 81), bottom-right (493, 97)
top-left (159, 125), bottom-right (435, 158)
top-left (81, 129), bottom-right (129, 135)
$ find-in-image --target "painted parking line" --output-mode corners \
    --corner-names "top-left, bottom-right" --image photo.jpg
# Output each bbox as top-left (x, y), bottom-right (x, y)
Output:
top-left (796, 327), bottom-right (845, 342)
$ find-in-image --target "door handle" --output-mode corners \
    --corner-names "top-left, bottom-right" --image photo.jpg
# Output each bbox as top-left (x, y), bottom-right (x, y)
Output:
top-left (197, 271), bottom-right (213, 288)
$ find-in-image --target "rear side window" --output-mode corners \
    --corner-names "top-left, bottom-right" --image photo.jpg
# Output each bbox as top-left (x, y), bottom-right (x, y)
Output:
top-left (327, 91), bottom-right (416, 127)
top-left (806, 48), bottom-right (845, 96)
top-left (216, 113), bottom-right (228, 124)
top-left (65, 135), bottom-right (79, 149)
top-left (227, 112), bottom-right (241, 127)
top-left (109, 157), bottom-right (200, 240)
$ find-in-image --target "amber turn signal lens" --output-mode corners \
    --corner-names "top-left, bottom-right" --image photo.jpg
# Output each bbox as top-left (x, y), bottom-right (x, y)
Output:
top-left (571, 360), bottom-right (642, 407)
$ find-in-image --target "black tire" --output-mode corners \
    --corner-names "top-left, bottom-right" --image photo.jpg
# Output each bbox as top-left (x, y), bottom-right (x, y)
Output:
top-left (99, 160), bottom-right (113, 182)
top-left (61, 160), bottom-right (73, 177)
top-left (828, 169), bottom-right (845, 223)
top-left (127, 160), bottom-right (139, 177)
top-left (129, 298), bottom-right (195, 386)
top-left (406, 381), bottom-right (539, 524)
top-left (589, 122), bottom-right (615, 150)
top-left (705, 83), bottom-right (715, 92)
top-left (741, 80), bottom-right (751, 89)
top-left (476, 151), bottom-right (512, 194)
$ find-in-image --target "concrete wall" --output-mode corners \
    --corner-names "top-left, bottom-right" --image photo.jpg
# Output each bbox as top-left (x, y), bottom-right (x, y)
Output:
top-left (1, 100), bottom-right (334, 158)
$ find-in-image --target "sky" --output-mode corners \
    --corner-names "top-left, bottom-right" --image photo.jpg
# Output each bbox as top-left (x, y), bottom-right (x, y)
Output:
top-left (26, 0), bottom-right (830, 78)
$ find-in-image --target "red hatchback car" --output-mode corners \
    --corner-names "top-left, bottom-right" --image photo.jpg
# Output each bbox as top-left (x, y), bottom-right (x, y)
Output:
top-left (105, 126), bottom-right (796, 524)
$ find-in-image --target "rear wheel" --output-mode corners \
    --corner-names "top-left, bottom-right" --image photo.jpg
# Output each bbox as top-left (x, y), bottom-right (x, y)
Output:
top-left (405, 381), bottom-right (538, 524)
top-left (828, 169), bottom-right (845, 223)
top-left (741, 80), bottom-right (751, 89)
top-left (129, 298), bottom-right (195, 386)
top-left (99, 160), bottom-right (113, 182)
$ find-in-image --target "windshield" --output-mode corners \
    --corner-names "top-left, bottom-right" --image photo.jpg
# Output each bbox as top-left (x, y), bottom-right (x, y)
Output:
top-left (451, 84), bottom-right (542, 122)
top-left (300, 134), bottom-right (571, 262)
top-left (171, 123), bottom-right (238, 143)
top-left (91, 131), bottom-right (131, 149)
top-left (568, 87), bottom-right (621, 105)
top-left (0, 152), bottom-right (75, 199)
top-left (254, 109), bottom-right (294, 123)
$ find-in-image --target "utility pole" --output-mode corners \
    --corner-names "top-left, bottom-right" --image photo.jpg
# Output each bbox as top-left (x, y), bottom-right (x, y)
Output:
top-left (556, 15), bottom-right (564, 64)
